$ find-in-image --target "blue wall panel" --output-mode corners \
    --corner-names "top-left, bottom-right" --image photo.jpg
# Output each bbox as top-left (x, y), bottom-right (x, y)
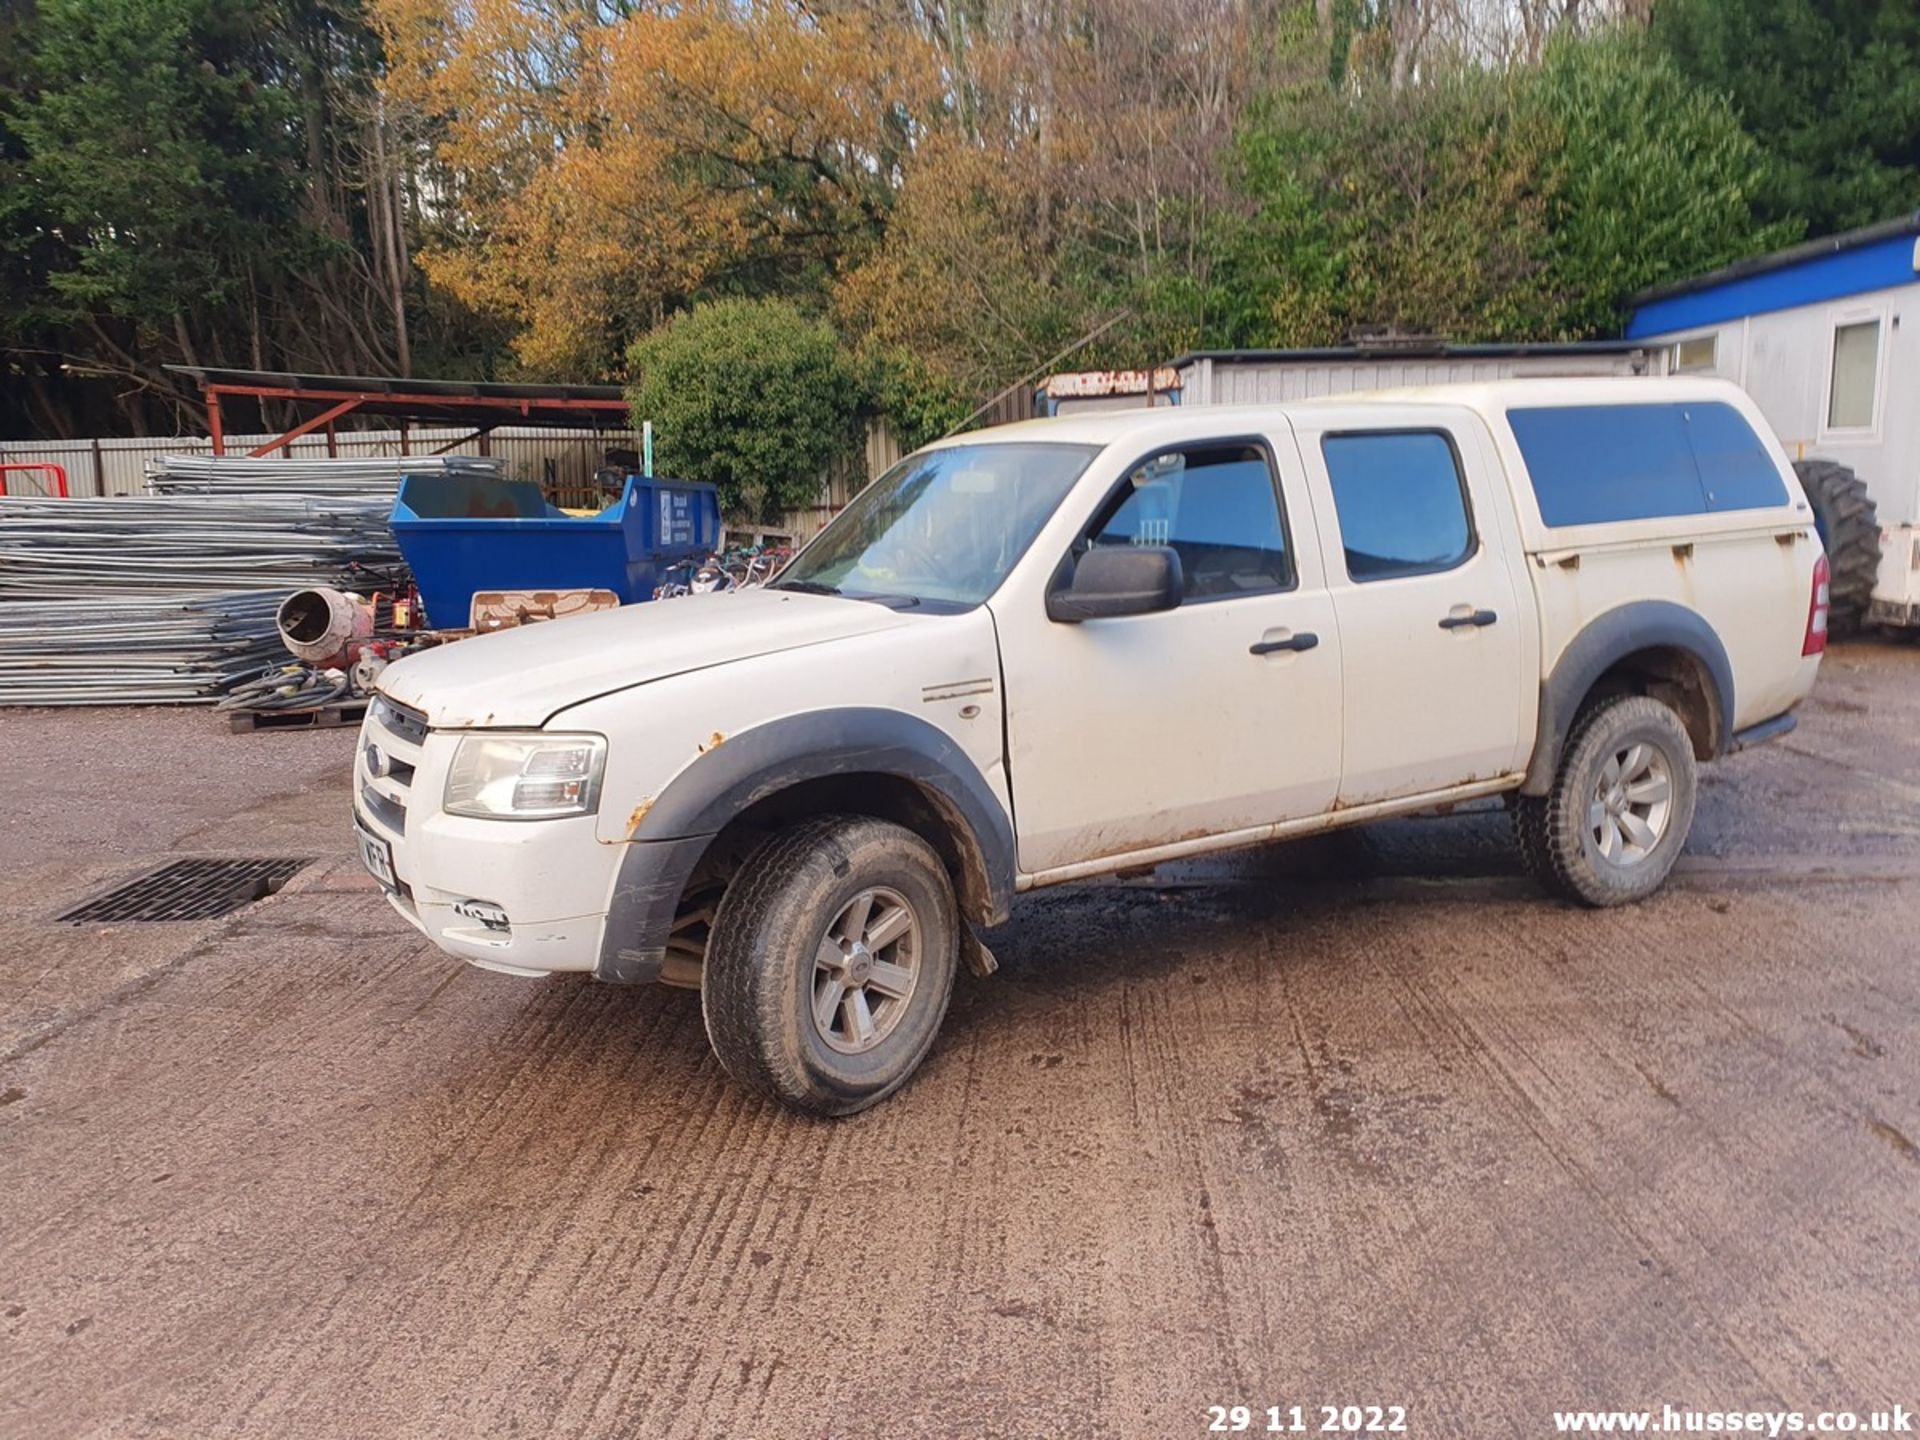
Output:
top-left (1627, 233), bottom-right (1919, 338)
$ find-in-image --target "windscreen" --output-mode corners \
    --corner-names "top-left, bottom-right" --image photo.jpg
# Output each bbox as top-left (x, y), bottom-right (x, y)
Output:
top-left (777, 442), bottom-right (1100, 609)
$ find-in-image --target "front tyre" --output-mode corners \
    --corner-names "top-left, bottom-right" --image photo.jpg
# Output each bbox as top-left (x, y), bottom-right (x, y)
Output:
top-left (702, 815), bottom-right (959, 1116)
top-left (1513, 694), bottom-right (1698, 908)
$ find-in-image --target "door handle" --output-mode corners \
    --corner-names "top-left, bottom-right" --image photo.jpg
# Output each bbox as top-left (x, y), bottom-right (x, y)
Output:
top-left (1438, 609), bottom-right (1498, 630)
top-left (1250, 632), bottom-right (1319, 655)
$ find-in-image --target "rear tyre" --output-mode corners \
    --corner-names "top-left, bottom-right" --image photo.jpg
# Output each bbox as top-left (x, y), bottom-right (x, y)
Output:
top-left (701, 814), bottom-right (958, 1116)
top-left (1513, 695), bottom-right (1698, 908)
top-left (1794, 458), bottom-right (1879, 635)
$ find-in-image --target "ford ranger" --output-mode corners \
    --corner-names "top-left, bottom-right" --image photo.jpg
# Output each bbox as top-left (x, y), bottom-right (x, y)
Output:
top-left (354, 378), bottom-right (1827, 1114)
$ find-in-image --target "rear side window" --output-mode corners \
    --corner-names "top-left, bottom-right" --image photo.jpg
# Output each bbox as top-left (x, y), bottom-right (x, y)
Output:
top-left (1507, 401), bottom-right (1787, 527)
top-left (1684, 403), bottom-right (1793, 511)
top-left (1320, 431), bottom-right (1474, 582)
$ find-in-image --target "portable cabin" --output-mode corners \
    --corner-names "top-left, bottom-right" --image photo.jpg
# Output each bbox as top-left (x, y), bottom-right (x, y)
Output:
top-left (1627, 213), bottom-right (1920, 630)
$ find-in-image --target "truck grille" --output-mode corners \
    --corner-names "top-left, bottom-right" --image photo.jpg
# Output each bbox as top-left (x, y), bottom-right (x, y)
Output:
top-left (360, 781), bottom-right (407, 833)
top-left (360, 694), bottom-right (427, 837)
top-left (370, 693), bottom-right (428, 746)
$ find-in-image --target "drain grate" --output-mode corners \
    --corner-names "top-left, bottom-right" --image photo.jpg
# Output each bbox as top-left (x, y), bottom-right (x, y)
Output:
top-left (60, 858), bottom-right (311, 924)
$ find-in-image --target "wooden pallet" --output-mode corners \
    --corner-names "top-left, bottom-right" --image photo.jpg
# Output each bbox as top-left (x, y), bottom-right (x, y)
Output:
top-left (227, 700), bottom-right (369, 734)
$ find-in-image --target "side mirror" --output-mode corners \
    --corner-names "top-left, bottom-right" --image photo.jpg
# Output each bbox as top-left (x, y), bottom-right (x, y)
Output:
top-left (1047, 545), bottom-right (1184, 623)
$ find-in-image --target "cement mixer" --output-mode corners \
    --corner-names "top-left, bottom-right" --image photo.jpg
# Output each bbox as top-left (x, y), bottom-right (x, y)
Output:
top-left (220, 587), bottom-right (423, 717)
top-left (276, 587), bottom-right (375, 668)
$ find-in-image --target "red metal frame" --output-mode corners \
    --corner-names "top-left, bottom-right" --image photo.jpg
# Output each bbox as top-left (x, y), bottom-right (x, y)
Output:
top-left (244, 398), bottom-right (362, 458)
top-left (428, 425), bottom-right (497, 456)
top-left (0, 462), bottom-right (70, 498)
top-left (201, 382), bottom-right (630, 456)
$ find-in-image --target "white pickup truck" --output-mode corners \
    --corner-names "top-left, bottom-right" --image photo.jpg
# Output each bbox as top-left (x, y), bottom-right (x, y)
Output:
top-left (354, 377), bottom-right (1827, 1114)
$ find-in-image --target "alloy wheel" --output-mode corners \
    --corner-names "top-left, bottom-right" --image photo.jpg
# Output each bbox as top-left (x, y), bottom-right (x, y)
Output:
top-left (811, 887), bottom-right (920, 1054)
top-left (1588, 741), bottom-right (1674, 867)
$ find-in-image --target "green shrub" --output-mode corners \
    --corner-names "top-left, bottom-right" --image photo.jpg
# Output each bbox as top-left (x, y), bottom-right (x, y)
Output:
top-left (627, 298), bottom-right (862, 522)
top-left (1651, 0), bottom-right (1920, 234)
top-left (862, 346), bottom-right (971, 454)
top-left (1215, 32), bottom-right (1789, 346)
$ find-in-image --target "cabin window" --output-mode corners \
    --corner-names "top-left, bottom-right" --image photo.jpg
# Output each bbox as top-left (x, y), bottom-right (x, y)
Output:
top-left (1827, 319), bottom-right (1880, 430)
top-left (1673, 334), bottom-right (1717, 373)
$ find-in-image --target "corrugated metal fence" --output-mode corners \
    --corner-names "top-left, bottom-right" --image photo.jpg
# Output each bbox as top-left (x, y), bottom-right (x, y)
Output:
top-left (0, 420), bottom-right (913, 540)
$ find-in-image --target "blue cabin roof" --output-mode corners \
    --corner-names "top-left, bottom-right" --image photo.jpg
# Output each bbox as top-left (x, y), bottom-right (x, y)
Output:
top-left (1626, 212), bottom-right (1920, 339)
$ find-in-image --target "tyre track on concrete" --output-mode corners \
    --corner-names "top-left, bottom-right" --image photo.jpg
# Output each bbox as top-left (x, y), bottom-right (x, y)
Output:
top-left (917, 1008), bottom-right (1018, 1432)
top-left (699, 1109), bottom-right (844, 1438)
top-left (618, 1093), bottom-right (827, 1436)
top-left (1365, 889), bottom-right (1918, 1412)
top-left (1082, 904), bottom-right (1260, 1433)
top-left (349, 995), bottom-right (742, 1439)
top-left (387, 999), bottom-right (724, 1439)
top-left (472, 1013), bottom-right (865, 1437)
top-left (1262, 897), bottom-right (1590, 1436)
top-left (1351, 897), bottom-right (1791, 1414)
top-left (165, 956), bottom-right (622, 1435)
top-left (7, 650), bottom-right (1920, 1439)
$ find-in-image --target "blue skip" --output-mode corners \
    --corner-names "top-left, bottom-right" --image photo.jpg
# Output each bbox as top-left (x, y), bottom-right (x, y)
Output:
top-left (391, 472), bottom-right (722, 628)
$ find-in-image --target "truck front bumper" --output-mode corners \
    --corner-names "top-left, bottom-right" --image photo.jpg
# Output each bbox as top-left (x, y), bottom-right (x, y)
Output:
top-left (373, 879), bottom-right (609, 979)
top-left (354, 697), bottom-right (621, 980)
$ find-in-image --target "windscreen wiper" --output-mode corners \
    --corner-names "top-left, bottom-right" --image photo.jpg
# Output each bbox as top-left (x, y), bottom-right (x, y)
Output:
top-left (845, 592), bottom-right (922, 609)
top-left (773, 578), bottom-right (920, 608)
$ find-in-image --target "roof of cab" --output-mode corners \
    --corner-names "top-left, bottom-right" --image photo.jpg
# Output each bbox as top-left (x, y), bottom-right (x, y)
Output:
top-left (924, 375), bottom-right (1751, 453)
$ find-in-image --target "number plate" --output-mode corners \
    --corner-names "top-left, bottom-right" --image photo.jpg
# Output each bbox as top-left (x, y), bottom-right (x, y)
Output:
top-left (355, 821), bottom-right (397, 891)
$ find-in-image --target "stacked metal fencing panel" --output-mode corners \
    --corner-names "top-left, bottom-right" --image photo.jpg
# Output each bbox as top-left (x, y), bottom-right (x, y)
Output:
top-left (0, 455), bottom-right (493, 705)
top-left (143, 453), bottom-right (500, 501)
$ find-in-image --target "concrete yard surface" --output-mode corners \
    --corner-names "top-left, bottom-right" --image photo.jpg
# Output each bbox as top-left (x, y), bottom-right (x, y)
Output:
top-left (2, 641), bottom-right (1918, 1439)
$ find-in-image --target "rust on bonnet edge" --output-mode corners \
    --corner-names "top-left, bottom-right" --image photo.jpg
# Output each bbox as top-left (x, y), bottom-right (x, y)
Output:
top-left (626, 798), bottom-right (654, 837)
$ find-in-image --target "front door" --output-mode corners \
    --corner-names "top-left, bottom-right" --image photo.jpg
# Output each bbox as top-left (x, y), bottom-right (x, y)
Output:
top-left (996, 432), bottom-right (1344, 877)
top-left (1294, 412), bottom-right (1528, 805)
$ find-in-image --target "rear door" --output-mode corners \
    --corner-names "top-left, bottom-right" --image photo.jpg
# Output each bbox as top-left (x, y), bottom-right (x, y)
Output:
top-left (998, 431), bottom-right (1343, 876)
top-left (1293, 410), bottom-right (1530, 805)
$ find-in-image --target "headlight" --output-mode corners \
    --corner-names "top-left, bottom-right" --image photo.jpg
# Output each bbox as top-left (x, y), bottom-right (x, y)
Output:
top-left (444, 733), bottom-right (607, 820)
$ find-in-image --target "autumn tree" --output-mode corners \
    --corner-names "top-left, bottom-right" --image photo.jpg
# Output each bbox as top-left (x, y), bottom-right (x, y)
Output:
top-left (839, 0), bottom-right (1297, 395)
top-left (377, 0), bottom-right (943, 378)
top-left (14, 0), bottom-right (1908, 445)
